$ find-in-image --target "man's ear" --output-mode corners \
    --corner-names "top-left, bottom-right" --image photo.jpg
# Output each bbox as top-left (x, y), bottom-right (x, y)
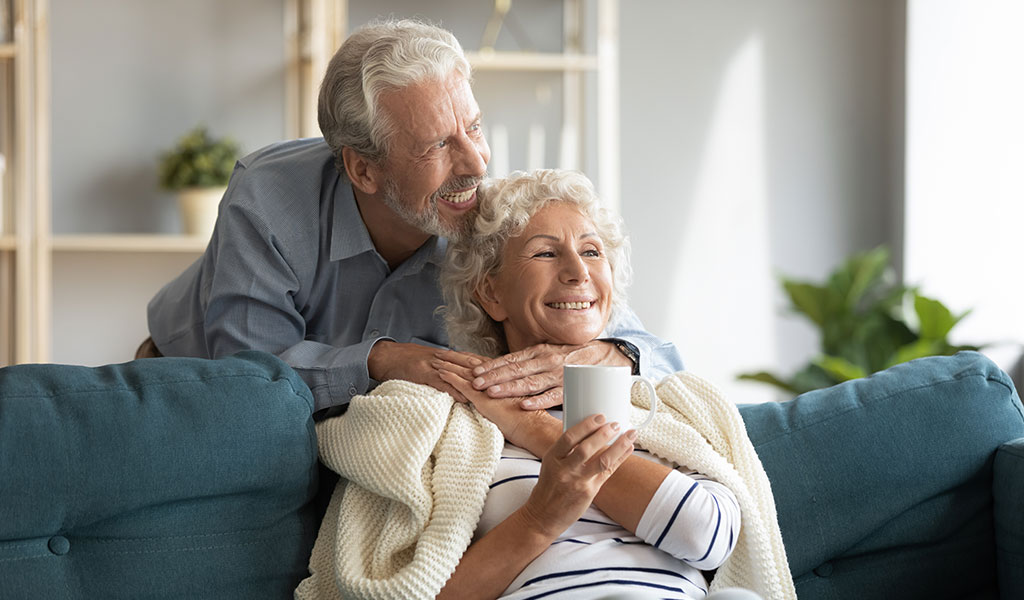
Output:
top-left (474, 277), bottom-right (508, 323)
top-left (342, 147), bottom-right (381, 195)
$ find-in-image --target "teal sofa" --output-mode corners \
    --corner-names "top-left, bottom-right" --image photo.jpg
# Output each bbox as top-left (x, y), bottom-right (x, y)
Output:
top-left (1, 350), bottom-right (1021, 599)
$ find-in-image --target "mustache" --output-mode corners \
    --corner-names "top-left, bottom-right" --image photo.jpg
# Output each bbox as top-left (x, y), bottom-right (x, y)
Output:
top-left (434, 175), bottom-right (483, 198)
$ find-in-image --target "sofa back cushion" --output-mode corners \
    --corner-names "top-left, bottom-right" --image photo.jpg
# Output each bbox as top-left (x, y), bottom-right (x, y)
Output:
top-left (0, 351), bottom-right (319, 600)
top-left (738, 351), bottom-right (1024, 600)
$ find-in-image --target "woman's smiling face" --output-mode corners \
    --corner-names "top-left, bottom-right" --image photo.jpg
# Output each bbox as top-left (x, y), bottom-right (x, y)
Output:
top-left (477, 202), bottom-right (614, 352)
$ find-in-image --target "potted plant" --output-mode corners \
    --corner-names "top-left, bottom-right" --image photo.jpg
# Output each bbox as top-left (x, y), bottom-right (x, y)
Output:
top-left (158, 125), bottom-right (239, 238)
top-left (738, 246), bottom-right (983, 396)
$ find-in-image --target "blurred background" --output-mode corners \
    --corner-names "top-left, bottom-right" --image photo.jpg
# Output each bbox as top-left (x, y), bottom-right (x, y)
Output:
top-left (2, 0), bottom-right (1020, 404)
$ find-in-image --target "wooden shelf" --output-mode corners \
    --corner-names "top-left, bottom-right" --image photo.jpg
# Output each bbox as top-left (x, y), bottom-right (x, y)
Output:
top-left (51, 234), bottom-right (209, 253)
top-left (466, 51), bottom-right (598, 72)
top-left (0, 234), bottom-right (16, 250)
top-left (0, 43), bottom-right (15, 59)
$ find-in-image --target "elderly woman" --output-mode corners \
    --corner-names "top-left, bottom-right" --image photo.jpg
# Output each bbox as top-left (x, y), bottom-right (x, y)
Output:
top-left (298, 169), bottom-right (788, 600)
top-left (430, 169), bottom-right (749, 600)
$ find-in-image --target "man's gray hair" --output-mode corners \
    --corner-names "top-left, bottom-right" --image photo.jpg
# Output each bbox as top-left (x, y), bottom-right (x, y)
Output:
top-left (318, 19), bottom-right (471, 174)
top-left (440, 169), bottom-right (631, 357)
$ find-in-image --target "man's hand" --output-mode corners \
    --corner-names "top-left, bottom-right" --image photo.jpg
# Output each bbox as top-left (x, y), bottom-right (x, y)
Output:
top-left (469, 341), bottom-right (633, 410)
top-left (367, 340), bottom-right (472, 402)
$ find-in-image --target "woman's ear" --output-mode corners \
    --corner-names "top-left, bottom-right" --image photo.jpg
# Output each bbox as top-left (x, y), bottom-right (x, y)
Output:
top-left (474, 277), bottom-right (508, 322)
top-left (342, 147), bottom-right (381, 195)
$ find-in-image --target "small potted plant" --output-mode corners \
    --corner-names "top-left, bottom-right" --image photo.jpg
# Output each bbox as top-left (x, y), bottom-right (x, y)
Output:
top-left (158, 125), bottom-right (239, 238)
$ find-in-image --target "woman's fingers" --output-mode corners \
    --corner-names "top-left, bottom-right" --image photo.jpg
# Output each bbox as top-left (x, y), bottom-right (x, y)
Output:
top-left (432, 358), bottom-right (475, 381)
top-left (519, 386), bottom-right (563, 410)
top-left (566, 420), bottom-right (623, 467)
top-left (583, 429), bottom-right (636, 478)
top-left (437, 368), bottom-right (475, 403)
top-left (434, 349), bottom-right (485, 369)
top-left (549, 414), bottom-right (620, 460)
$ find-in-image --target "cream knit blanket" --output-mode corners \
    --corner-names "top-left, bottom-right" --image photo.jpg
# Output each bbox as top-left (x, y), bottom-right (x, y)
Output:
top-left (295, 373), bottom-right (796, 600)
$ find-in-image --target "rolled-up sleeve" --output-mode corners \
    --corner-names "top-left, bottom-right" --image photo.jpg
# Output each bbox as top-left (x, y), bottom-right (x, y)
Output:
top-left (603, 307), bottom-right (685, 379)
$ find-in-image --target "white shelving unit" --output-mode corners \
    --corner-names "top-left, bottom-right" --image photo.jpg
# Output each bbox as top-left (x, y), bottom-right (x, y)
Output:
top-left (0, 0), bottom-right (47, 366)
top-left (50, 234), bottom-right (210, 253)
top-left (14, 0), bottom-right (619, 365)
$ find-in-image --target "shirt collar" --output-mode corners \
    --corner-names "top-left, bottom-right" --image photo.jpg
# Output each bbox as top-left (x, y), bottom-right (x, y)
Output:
top-left (329, 179), bottom-right (376, 262)
top-left (328, 179), bottom-right (449, 271)
top-left (398, 235), bottom-right (447, 276)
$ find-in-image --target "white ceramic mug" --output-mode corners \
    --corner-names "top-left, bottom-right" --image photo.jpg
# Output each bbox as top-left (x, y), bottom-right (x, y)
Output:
top-left (562, 364), bottom-right (659, 441)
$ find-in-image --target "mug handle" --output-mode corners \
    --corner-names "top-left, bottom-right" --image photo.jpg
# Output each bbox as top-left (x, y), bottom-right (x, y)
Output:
top-left (630, 376), bottom-right (659, 431)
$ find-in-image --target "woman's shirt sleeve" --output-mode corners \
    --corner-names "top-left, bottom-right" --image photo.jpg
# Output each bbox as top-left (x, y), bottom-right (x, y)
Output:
top-left (634, 467), bottom-right (741, 570)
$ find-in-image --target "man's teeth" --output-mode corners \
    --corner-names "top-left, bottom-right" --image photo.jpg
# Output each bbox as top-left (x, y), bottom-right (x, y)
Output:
top-left (441, 188), bottom-right (476, 204)
top-left (548, 301), bottom-right (592, 310)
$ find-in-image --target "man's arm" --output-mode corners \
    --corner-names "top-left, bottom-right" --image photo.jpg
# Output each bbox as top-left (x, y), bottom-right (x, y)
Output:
top-left (185, 169), bottom-right (460, 416)
top-left (602, 304), bottom-right (685, 380)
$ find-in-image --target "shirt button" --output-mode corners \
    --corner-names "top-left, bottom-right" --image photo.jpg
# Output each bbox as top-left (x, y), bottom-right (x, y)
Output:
top-left (369, 329), bottom-right (380, 337)
top-left (348, 386), bottom-right (358, 396)
top-left (48, 536), bottom-right (70, 556)
top-left (814, 562), bottom-right (833, 577)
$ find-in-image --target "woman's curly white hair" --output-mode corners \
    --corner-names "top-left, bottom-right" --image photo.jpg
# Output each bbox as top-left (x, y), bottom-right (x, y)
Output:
top-left (440, 169), bottom-right (631, 357)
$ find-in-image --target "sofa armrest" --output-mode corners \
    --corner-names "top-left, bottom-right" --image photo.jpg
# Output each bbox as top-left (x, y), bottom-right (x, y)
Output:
top-left (0, 351), bottom-right (319, 600)
top-left (995, 437), bottom-right (1024, 599)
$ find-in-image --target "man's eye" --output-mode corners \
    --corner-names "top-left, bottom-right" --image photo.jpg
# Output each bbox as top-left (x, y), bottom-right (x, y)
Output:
top-left (435, 140), bottom-right (448, 149)
top-left (468, 123), bottom-right (482, 134)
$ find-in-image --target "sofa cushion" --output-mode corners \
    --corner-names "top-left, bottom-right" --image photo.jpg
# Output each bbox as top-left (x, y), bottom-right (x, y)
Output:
top-left (0, 351), bottom-right (319, 600)
top-left (738, 351), bottom-right (1024, 600)
top-left (995, 437), bottom-right (1024, 598)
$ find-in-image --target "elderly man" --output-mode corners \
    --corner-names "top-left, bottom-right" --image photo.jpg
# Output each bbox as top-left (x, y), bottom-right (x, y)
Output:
top-left (144, 19), bottom-right (682, 416)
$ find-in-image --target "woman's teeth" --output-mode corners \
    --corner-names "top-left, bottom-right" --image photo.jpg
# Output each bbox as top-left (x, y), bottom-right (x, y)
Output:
top-left (441, 188), bottom-right (476, 204)
top-left (548, 301), bottom-right (592, 310)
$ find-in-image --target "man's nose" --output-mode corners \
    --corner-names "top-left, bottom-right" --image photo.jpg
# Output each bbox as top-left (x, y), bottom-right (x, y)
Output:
top-left (454, 134), bottom-right (489, 177)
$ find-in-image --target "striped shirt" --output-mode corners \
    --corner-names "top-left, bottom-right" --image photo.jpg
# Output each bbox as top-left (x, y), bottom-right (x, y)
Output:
top-left (477, 414), bottom-right (740, 600)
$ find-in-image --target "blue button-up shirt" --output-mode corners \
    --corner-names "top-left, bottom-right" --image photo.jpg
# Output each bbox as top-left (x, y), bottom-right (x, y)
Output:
top-left (148, 138), bottom-right (683, 414)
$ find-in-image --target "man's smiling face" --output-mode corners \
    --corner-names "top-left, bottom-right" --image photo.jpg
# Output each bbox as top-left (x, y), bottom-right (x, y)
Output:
top-left (375, 73), bottom-right (491, 240)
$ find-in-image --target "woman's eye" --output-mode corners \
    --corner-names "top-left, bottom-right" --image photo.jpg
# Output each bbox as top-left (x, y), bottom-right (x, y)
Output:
top-left (582, 249), bottom-right (601, 257)
top-left (533, 251), bottom-right (555, 258)
top-left (468, 123), bottom-right (482, 133)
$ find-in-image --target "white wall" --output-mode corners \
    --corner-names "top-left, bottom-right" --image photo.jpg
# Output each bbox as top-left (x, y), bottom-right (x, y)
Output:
top-left (49, 0), bottom-right (287, 364)
top-left (50, 0), bottom-right (287, 234)
top-left (904, 0), bottom-right (1024, 373)
top-left (49, 1), bottom-right (910, 380)
top-left (620, 1), bottom-right (906, 403)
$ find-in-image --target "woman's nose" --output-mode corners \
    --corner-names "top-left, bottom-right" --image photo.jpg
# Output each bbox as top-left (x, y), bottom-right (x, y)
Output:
top-left (559, 253), bottom-right (589, 284)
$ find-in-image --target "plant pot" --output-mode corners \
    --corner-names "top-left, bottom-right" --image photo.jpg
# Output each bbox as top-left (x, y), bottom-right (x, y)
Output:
top-left (177, 186), bottom-right (226, 239)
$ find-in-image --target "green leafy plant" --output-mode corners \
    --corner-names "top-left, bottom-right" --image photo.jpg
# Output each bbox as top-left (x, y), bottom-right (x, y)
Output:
top-left (738, 246), bottom-right (981, 395)
top-left (158, 125), bottom-right (239, 190)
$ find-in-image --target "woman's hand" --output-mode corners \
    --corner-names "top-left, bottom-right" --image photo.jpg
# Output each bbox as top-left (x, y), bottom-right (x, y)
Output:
top-left (519, 415), bottom-right (637, 539)
top-left (436, 356), bottom-right (559, 454)
top-left (436, 417), bottom-right (635, 600)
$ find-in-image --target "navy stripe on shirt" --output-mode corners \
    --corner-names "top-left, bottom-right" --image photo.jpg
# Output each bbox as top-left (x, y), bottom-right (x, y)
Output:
top-left (522, 579), bottom-right (689, 600)
top-left (551, 538), bottom-right (591, 546)
top-left (695, 494), bottom-right (722, 562)
top-left (489, 474), bottom-right (539, 489)
top-left (655, 480), bottom-right (699, 547)
top-left (577, 517), bottom-right (618, 527)
top-left (500, 456), bottom-right (542, 462)
top-left (520, 566), bottom-right (704, 593)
